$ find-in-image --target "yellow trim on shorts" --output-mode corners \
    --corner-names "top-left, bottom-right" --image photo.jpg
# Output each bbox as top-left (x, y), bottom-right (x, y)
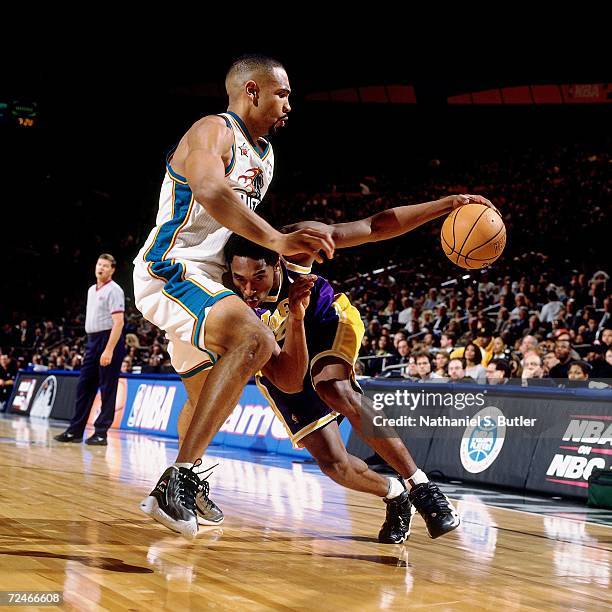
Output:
top-left (313, 294), bottom-right (364, 365)
top-left (254, 377), bottom-right (339, 448)
top-left (309, 293), bottom-right (365, 386)
top-left (254, 377), bottom-right (296, 441)
top-left (292, 412), bottom-right (340, 446)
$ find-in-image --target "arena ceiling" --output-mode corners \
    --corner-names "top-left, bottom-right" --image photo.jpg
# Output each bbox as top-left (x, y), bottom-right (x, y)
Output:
top-left (4, 37), bottom-right (610, 104)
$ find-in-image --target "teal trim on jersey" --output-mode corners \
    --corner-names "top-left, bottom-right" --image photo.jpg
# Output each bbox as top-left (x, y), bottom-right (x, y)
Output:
top-left (180, 361), bottom-right (215, 379)
top-left (218, 114), bottom-right (236, 175)
top-left (144, 182), bottom-right (193, 262)
top-left (227, 111), bottom-right (270, 159)
top-left (149, 259), bottom-right (234, 357)
top-left (165, 146), bottom-right (188, 183)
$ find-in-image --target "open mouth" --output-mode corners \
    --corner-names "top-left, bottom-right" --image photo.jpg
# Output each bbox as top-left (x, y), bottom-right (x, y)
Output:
top-left (245, 297), bottom-right (260, 308)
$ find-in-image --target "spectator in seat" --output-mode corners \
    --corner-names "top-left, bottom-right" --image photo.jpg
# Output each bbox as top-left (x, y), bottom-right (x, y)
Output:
top-left (510, 293), bottom-right (529, 320)
top-left (433, 351), bottom-right (450, 377)
top-left (397, 297), bottom-right (414, 331)
top-left (447, 358), bottom-right (474, 383)
top-left (432, 304), bottom-right (449, 337)
top-left (486, 359), bottom-right (511, 385)
top-left (423, 288), bottom-right (438, 311)
top-left (518, 334), bottom-right (539, 358)
top-left (567, 361), bottom-right (609, 389)
top-left (474, 326), bottom-right (494, 366)
top-left (440, 332), bottom-right (456, 355)
top-left (464, 342), bottom-right (487, 384)
top-left (539, 290), bottom-right (563, 324)
top-left (549, 337), bottom-right (575, 380)
top-left (491, 336), bottom-right (508, 360)
top-left (598, 327), bottom-right (612, 352)
top-left (582, 318), bottom-right (599, 345)
top-left (542, 351), bottom-right (560, 377)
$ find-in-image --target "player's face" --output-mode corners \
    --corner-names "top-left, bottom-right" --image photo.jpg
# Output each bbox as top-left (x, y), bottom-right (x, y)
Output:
top-left (230, 256), bottom-right (277, 308)
top-left (258, 67), bottom-right (291, 135)
top-left (95, 258), bottom-right (114, 282)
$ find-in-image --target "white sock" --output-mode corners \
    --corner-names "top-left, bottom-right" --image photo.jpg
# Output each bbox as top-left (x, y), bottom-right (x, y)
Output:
top-left (385, 476), bottom-right (406, 500)
top-left (405, 468), bottom-right (429, 491)
top-left (173, 462), bottom-right (192, 469)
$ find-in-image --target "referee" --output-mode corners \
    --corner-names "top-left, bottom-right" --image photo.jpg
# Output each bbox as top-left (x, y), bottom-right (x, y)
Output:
top-left (55, 254), bottom-right (126, 446)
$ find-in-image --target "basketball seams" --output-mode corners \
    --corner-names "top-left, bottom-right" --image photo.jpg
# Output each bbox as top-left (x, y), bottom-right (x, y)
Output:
top-left (457, 207), bottom-right (489, 267)
top-left (441, 232), bottom-right (501, 263)
top-left (441, 204), bottom-right (505, 269)
top-left (464, 225), bottom-right (506, 260)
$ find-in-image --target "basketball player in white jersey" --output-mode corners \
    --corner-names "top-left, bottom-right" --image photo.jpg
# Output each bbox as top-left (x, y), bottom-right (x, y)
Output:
top-left (134, 55), bottom-right (334, 538)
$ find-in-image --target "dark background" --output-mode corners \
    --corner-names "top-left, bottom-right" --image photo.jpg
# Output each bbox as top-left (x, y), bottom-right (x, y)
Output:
top-left (1, 38), bottom-right (610, 318)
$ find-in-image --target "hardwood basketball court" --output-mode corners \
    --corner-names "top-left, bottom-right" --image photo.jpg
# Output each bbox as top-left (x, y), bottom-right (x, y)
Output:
top-left (0, 416), bottom-right (610, 610)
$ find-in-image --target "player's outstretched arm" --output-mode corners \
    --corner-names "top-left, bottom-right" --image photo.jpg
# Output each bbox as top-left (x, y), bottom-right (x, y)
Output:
top-left (283, 194), bottom-right (496, 251)
top-left (184, 118), bottom-right (334, 263)
top-left (260, 275), bottom-right (316, 393)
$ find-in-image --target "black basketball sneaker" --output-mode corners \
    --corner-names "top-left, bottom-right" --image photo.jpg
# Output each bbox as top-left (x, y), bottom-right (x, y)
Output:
top-left (409, 481), bottom-right (460, 539)
top-left (193, 463), bottom-right (224, 526)
top-left (140, 460), bottom-right (202, 539)
top-left (378, 488), bottom-right (416, 544)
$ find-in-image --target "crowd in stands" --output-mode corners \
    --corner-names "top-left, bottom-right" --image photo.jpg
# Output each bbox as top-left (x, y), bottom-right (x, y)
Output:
top-left (1, 141), bottom-right (610, 396)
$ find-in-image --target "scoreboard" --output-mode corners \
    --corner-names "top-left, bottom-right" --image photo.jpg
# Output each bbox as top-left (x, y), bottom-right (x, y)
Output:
top-left (0, 100), bottom-right (38, 128)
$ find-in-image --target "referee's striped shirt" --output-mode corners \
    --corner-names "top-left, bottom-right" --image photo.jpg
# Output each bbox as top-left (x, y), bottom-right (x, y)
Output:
top-left (85, 280), bottom-right (125, 334)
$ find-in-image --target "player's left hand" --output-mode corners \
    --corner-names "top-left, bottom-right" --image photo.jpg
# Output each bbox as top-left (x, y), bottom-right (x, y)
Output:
top-left (100, 350), bottom-right (113, 367)
top-left (288, 274), bottom-right (317, 320)
top-left (445, 194), bottom-right (500, 216)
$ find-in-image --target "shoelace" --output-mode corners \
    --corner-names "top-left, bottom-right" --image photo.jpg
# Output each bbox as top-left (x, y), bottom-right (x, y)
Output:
top-left (412, 483), bottom-right (452, 515)
top-left (176, 459), bottom-right (208, 511)
top-left (192, 460), bottom-right (219, 511)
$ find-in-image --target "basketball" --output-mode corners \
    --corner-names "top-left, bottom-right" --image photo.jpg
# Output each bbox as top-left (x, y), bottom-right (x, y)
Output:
top-left (441, 203), bottom-right (506, 269)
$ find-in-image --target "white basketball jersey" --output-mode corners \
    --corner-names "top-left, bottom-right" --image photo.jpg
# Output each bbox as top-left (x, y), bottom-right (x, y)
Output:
top-left (136, 112), bottom-right (274, 281)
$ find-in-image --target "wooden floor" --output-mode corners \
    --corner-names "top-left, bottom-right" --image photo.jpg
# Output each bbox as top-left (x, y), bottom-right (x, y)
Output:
top-left (0, 417), bottom-right (610, 611)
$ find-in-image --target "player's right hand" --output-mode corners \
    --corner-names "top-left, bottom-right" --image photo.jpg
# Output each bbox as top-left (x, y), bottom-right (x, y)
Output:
top-left (288, 274), bottom-right (317, 320)
top-left (446, 194), bottom-right (501, 216)
top-left (275, 228), bottom-right (335, 263)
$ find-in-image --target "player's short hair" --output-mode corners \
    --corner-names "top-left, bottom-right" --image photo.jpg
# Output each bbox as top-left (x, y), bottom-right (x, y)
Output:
top-left (98, 253), bottom-right (116, 268)
top-left (225, 54), bottom-right (285, 92)
top-left (224, 234), bottom-right (279, 268)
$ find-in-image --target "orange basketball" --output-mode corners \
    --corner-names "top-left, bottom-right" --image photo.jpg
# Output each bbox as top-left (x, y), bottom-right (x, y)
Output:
top-left (441, 203), bottom-right (506, 269)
